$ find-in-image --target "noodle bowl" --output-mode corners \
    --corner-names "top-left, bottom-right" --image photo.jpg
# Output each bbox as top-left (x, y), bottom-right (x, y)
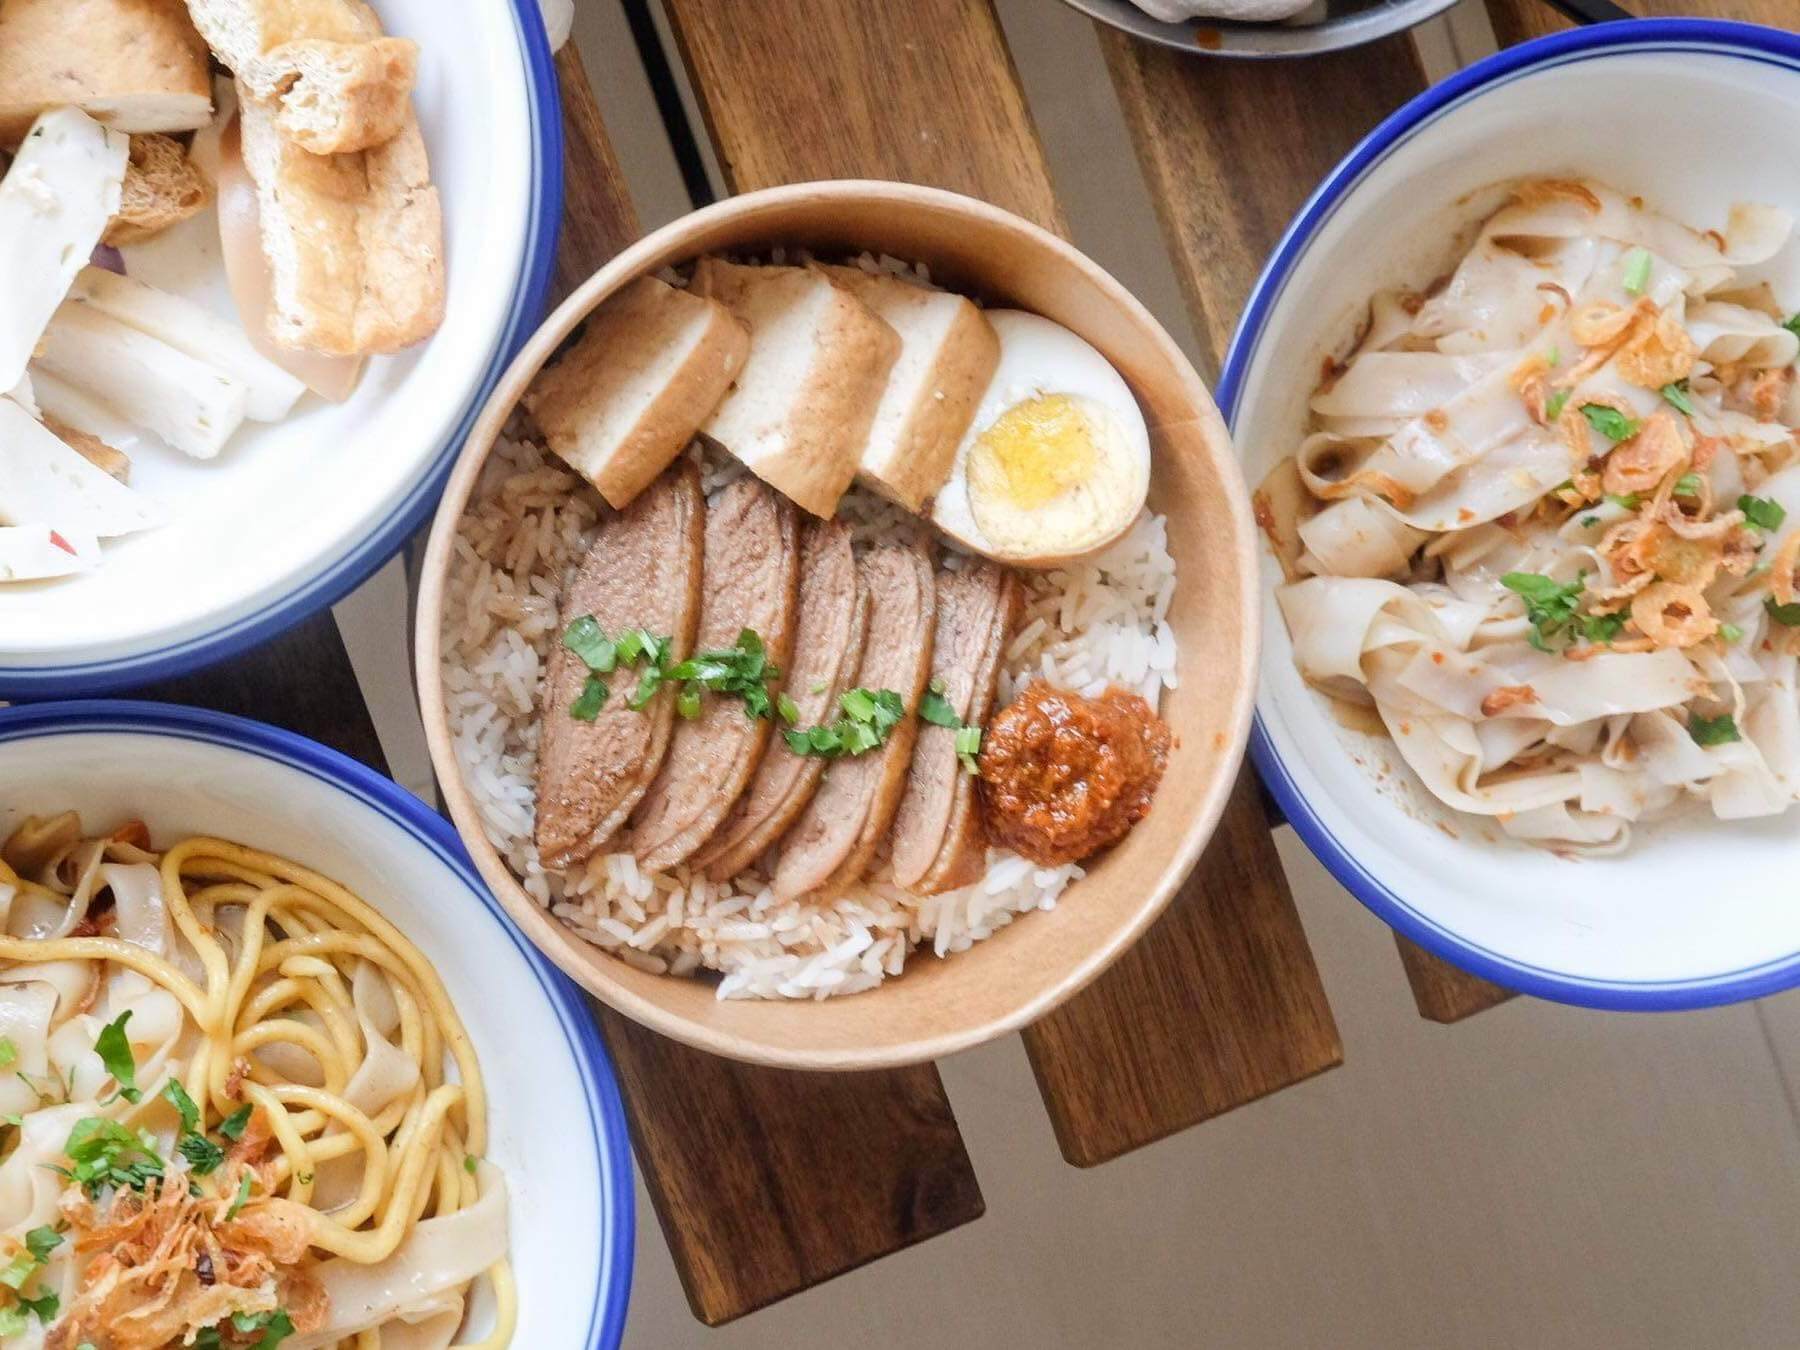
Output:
top-left (0, 815), bottom-right (511, 1349)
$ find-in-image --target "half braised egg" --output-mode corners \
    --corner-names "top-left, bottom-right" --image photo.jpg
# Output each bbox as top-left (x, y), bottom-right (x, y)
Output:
top-left (930, 311), bottom-right (1151, 566)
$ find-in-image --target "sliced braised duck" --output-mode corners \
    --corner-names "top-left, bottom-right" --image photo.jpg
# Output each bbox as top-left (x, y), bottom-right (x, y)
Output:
top-left (630, 476), bottom-right (800, 871)
top-left (773, 540), bottom-right (936, 900)
top-left (889, 561), bottom-right (1019, 893)
top-left (693, 518), bottom-right (868, 882)
top-left (534, 461), bottom-right (703, 869)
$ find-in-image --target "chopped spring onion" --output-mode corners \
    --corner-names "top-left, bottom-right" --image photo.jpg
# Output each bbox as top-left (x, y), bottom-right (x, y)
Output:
top-left (1580, 404), bottom-right (1640, 443)
top-left (1622, 247), bottom-right (1653, 295)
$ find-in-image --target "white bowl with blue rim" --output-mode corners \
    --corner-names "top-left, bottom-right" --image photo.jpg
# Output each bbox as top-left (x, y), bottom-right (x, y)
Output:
top-left (0, 1), bottom-right (564, 696)
top-left (0, 701), bottom-right (634, 1346)
top-left (1221, 19), bottom-right (1800, 1009)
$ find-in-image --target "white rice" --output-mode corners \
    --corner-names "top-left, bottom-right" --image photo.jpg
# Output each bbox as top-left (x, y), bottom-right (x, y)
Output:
top-left (442, 431), bottom-right (1179, 1001)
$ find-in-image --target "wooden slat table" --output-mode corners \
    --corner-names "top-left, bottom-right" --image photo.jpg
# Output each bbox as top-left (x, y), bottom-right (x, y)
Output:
top-left (134, 0), bottom-right (1795, 1333)
top-left (665, 0), bottom-right (1343, 1174)
top-left (549, 44), bottom-right (986, 1327)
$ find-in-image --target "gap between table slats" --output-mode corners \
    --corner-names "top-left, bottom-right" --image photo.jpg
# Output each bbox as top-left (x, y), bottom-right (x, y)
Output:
top-left (1095, 24), bottom-right (1517, 1028)
top-left (661, 0), bottom-right (1344, 1167)
top-left (549, 44), bottom-right (985, 1327)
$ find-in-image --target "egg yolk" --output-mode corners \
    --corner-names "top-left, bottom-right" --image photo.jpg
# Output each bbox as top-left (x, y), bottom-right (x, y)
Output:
top-left (966, 395), bottom-right (1099, 510)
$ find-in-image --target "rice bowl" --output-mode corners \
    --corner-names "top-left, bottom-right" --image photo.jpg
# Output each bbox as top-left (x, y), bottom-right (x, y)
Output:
top-left (416, 181), bottom-right (1259, 1069)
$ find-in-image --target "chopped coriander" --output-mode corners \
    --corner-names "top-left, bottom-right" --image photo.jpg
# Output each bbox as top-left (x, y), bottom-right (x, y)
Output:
top-left (0, 1038), bottom-right (15, 1070)
top-left (1604, 492), bottom-right (1642, 511)
top-left (94, 1012), bottom-right (141, 1104)
top-left (23, 1227), bottom-right (61, 1263)
top-left (56, 1116), bottom-right (164, 1198)
top-left (236, 1308), bottom-right (295, 1349)
top-left (776, 692), bottom-right (799, 725)
top-left (1661, 381), bottom-right (1695, 415)
top-left (1766, 596), bottom-right (1800, 627)
top-left (217, 1103), bottom-right (253, 1141)
top-left (665, 629), bottom-right (779, 721)
top-left (1580, 515), bottom-right (1600, 528)
top-left (1546, 388), bottom-right (1571, 421)
top-left (676, 682), bottom-right (702, 720)
top-left (1580, 404), bottom-right (1640, 443)
top-left (16, 1289), bottom-right (56, 1323)
top-left (163, 1078), bottom-right (201, 1134)
top-left (227, 1169), bottom-right (254, 1220)
top-left (1720, 623), bottom-right (1744, 643)
top-left (562, 616), bottom-right (618, 673)
top-left (918, 689), bottom-right (962, 728)
top-left (954, 724), bottom-right (983, 774)
top-left (1783, 313), bottom-right (1800, 341)
top-left (1689, 712), bottom-right (1741, 746)
top-left (1621, 246), bottom-right (1653, 295)
top-left (465, 1154), bottom-right (480, 1175)
top-left (1673, 473), bottom-right (1703, 498)
top-left (782, 687), bottom-right (908, 759)
top-left (1739, 494), bottom-right (1787, 532)
top-left (568, 674), bottom-right (608, 721)
top-left (179, 1132), bottom-right (226, 1177)
top-left (1500, 571), bottom-right (1619, 650)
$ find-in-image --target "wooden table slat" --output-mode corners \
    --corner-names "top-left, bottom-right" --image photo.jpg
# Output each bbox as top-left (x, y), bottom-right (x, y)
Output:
top-left (549, 44), bottom-right (984, 1327)
top-left (663, 0), bottom-right (1345, 1166)
top-left (1099, 25), bottom-right (1521, 1028)
top-left (1488, 0), bottom-right (1791, 46)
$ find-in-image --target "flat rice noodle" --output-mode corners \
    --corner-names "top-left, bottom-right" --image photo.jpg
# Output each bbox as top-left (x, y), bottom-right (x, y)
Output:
top-left (1296, 496), bottom-right (1426, 578)
top-left (1477, 647), bottom-right (1700, 725)
top-left (1686, 300), bottom-right (1800, 369)
top-left (0, 1102), bottom-right (90, 1232)
top-left (1357, 359), bottom-right (1538, 497)
top-left (0, 984), bottom-right (58, 1117)
top-left (1388, 427), bottom-right (1572, 532)
top-left (344, 961), bottom-right (419, 1118)
top-left (1310, 352), bottom-right (1510, 419)
top-left (1482, 183), bottom-right (1791, 273)
top-left (0, 958), bottom-right (95, 1029)
top-left (290, 1162), bottom-right (509, 1349)
top-left (1706, 738), bottom-right (1792, 819)
top-left (1415, 236), bottom-right (1602, 352)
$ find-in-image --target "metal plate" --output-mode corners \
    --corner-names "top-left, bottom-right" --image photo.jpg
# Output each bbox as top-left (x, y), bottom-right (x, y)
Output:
top-left (1060, 0), bottom-right (1460, 58)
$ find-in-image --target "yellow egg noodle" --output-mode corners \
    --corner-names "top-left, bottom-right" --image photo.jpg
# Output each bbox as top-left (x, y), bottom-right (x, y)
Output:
top-left (0, 815), bottom-right (512, 1348)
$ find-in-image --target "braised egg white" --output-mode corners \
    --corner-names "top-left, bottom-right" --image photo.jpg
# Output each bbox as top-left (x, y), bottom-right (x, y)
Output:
top-left (931, 310), bottom-right (1150, 565)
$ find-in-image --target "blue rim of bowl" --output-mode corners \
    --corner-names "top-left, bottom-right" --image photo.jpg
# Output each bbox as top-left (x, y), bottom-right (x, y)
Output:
top-left (0, 1), bottom-right (566, 698)
top-left (1218, 18), bottom-right (1800, 1010)
top-left (0, 700), bottom-right (635, 1347)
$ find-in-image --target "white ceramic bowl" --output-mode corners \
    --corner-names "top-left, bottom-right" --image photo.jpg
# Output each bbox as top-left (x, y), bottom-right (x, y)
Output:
top-left (0, 702), bottom-right (634, 1346)
top-left (1222, 20), bottom-right (1800, 1009)
top-left (0, 1), bottom-right (562, 696)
